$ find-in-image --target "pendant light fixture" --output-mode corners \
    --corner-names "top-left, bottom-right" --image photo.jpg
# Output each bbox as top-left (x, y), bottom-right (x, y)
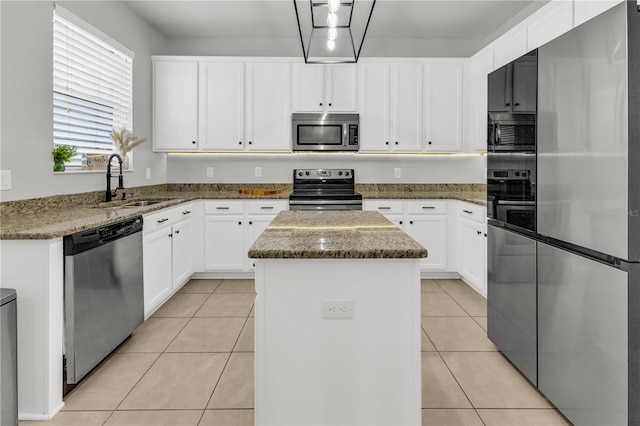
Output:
top-left (293, 0), bottom-right (376, 64)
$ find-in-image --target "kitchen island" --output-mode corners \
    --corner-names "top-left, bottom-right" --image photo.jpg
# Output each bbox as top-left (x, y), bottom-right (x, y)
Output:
top-left (248, 210), bottom-right (426, 426)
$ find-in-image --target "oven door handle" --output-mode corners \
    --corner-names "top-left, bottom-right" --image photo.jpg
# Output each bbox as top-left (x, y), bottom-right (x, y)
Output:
top-left (496, 200), bottom-right (535, 206)
top-left (289, 199), bottom-right (362, 205)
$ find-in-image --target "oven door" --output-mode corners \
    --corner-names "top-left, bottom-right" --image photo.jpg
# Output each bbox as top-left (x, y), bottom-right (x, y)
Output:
top-left (496, 200), bottom-right (535, 231)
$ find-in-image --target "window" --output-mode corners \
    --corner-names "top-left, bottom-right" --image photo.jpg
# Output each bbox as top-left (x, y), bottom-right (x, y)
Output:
top-left (53, 6), bottom-right (134, 170)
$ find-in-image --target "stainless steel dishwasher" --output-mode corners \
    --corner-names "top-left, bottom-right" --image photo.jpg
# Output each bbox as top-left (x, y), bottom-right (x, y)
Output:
top-left (63, 216), bottom-right (143, 384)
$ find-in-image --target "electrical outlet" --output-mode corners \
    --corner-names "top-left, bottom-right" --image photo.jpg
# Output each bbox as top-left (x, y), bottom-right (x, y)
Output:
top-left (207, 167), bottom-right (214, 178)
top-left (145, 168), bottom-right (151, 179)
top-left (255, 167), bottom-right (262, 178)
top-left (394, 168), bottom-right (401, 179)
top-left (322, 299), bottom-right (355, 319)
top-left (0, 170), bottom-right (12, 190)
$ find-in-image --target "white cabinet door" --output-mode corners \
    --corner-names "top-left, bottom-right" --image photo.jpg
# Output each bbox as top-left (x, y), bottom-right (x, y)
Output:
top-left (246, 62), bottom-right (291, 151)
top-left (292, 63), bottom-right (324, 112)
top-left (204, 216), bottom-right (245, 270)
top-left (153, 60), bottom-right (199, 151)
top-left (424, 63), bottom-right (462, 152)
top-left (201, 61), bottom-right (245, 151)
top-left (325, 64), bottom-right (357, 111)
top-left (358, 63), bottom-right (391, 152)
top-left (573, 0), bottom-right (622, 27)
top-left (511, 58), bottom-right (537, 113)
top-left (392, 63), bottom-right (423, 152)
top-left (246, 216), bottom-right (276, 270)
top-left (466, 49), bottom-right (494, 152)
top-left (406, 216), bottom-right (447, 270)
top-left (493, 27), bottom-right (527, 70)
top-left (143, 227), bottom-right (173, 316)
top-left (172, 218), bottom-right (193, 288)
top-left (458, 219), bottom-right (486, 295)
top-left (526, 0), bottom-right (573, 51)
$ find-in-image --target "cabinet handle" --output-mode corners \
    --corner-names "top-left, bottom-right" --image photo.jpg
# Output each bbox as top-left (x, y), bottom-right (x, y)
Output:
top-left (249, 221), bottom-right (253, 225)
top-left (319, 102), bottom-right (323, 106)
top-left (216, 207), bottom-right (230, 210)
top-left (515, 103), bottom-right (520, 107)
top-left (192, 141), bottom-right (196, 145)
top-left (505, 102), bottom-right (510, 107)
top-left (463, 210), bottom-right (473, 214)
top-left (477, 230), bottom-right (482, 235)
top-left (428, 141), bottom-right (432, 145)
top-left (182, 210), bottom-right (191, 215)
top-left (328, 103), bottom-right (332, 106)
top-left (395, 141), bottom-right (399, 145)
top-left (260, 206), bottom-right (274, 210)
top-left (399, 220), bottom-right (403, 225)
top-left (238, 141), bottom-right (242, 145)
top-left (378, 207), bottom-right (391, 210)
top-left (168, 233), bottom-right (173, 237)
top-left (248, 141), bottom-right (252, 145)
top-left (409, 220), bottom-right (413, 224)
top-left (175, 230), bottom-right (180, 235)
top-left (422, 206), bottom-right (435, 210)
top-left (238, 221), bottom-right (242, 225)
top-left (157, 218), bottom-right (169, 223)
top-left (484, 233), bottom-right (487, 237)
top-left (385, 141), bottom-right (389, 145)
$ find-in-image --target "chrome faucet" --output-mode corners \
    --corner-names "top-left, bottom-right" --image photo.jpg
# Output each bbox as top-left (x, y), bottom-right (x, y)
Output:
top-left (105, 153), bottom-right (124, 202)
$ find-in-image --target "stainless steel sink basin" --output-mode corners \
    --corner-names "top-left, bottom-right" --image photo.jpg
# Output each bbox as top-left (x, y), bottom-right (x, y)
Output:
top-left (120, 199), bottom-right (172, 208)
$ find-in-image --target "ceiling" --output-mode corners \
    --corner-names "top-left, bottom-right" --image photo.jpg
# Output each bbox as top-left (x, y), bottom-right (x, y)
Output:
top-left (124, 0), bottom-right (549, 58)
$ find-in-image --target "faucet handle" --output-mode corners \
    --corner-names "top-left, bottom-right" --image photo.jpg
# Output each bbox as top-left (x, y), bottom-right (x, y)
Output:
top-left (122, 192), bottom-right (134, 200)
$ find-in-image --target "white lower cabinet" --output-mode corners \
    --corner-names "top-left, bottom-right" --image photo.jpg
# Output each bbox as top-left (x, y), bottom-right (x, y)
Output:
top-left (204, 200), bottom-right (287, 272)
top-left (456, 202), bottom-right (487, 295)
top-left (143, 203), bottom-right (195, 317)
top-left (363, 199), bottom-right (448, 271)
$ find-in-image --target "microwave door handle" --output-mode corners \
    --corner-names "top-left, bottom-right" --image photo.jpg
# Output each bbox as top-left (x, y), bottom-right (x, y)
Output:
top-left (343, 123), bottom-right (348, 146)
top-left (495, 123), bottom-right (501, 144)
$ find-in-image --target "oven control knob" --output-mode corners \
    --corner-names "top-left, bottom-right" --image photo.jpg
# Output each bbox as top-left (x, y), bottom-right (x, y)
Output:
top-left (305, 171), bottom-right (310, 176)
top-left (345, 171), bottom-right (350, 176)
top-left (298, 172), bottom-right (303, 177)
top-left (338, 171), bottom-right (343, 176)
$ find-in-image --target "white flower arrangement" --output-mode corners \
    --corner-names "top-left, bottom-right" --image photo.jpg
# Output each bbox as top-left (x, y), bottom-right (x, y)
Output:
top-left (110, 127), bottom-right (147, 156)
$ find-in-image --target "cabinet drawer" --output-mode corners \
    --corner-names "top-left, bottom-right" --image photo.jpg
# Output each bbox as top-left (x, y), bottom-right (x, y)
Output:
top-left (204, 200), bottom-right (244, 215)
top-left (458, 202), bottom-right (486, 224)
top-left (407, 200), bottom-right (447, 215)
top-left (144, 203), bottom-right (195, 233)
top-left (363, 200), bottom-right (404, 215)
top-left (246, 200), bottom-right (288, 215)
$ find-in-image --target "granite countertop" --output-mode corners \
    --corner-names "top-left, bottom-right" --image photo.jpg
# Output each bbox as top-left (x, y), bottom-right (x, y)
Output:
top-left (0, 183), bottom-right (486, 240)
top-left (248, 210), bottom-right (428, 259)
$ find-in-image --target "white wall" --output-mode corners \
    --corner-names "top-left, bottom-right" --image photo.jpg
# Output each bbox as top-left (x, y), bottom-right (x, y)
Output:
top-left (0, 1), bottom-right (167, 202)
top-left (167, 153), bottom-right (486, 184)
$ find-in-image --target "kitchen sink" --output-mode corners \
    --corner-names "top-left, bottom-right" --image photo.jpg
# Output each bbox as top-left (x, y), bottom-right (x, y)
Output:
top-left (121, 199), bottom-right (171, 208)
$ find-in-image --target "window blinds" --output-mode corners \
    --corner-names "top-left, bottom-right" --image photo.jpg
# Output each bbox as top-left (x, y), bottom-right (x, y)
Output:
top-left (53, 6), bottom-right (133, 168)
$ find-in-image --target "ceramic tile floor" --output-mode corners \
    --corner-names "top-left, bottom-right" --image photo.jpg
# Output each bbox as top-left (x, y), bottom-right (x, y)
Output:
top-left (20, 278), bottom-right (572, 426)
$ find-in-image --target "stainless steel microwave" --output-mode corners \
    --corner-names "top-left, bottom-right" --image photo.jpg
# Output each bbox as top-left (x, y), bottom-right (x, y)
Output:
top-left (292, 113), bottom-right (359, 152)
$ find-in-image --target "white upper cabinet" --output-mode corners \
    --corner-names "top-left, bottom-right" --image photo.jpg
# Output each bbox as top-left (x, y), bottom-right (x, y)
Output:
top-left (246, 62), bottom-right (291, 152)
top-left (423, 63), bottom-right (463, 152)
top-left (359, 63), bottom-right (423, 152)
top-left (493, 26), bottom-right (527, 70)
top-left (292, 63), bottom-right (357, 112)
top-left (392, 63), bottom-right (423, 152)
top-left (200, 61), bottom-right (245, 151)
top-left (526, 0), bottom-right (573, 51)
top-left (465, 49), bottom-right (494, 152)
top-left (153, 60), bottom-right (199, 151)
top-left (573, 0), bottom-right (623, 27)
top-left (358, 63), bottom-right (391, 152)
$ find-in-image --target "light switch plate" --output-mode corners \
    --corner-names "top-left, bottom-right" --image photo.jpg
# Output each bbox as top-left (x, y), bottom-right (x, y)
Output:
top-left (207, 167), bottom-right (214, 178)
top-left (394, 168), bottom-right (401, 179)
top-left (255, 167), bottom-right (262, 178)
top-left (0, 170), bottom-right (12, 190)
top-left (146, 168), bottom-right (151, 179)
